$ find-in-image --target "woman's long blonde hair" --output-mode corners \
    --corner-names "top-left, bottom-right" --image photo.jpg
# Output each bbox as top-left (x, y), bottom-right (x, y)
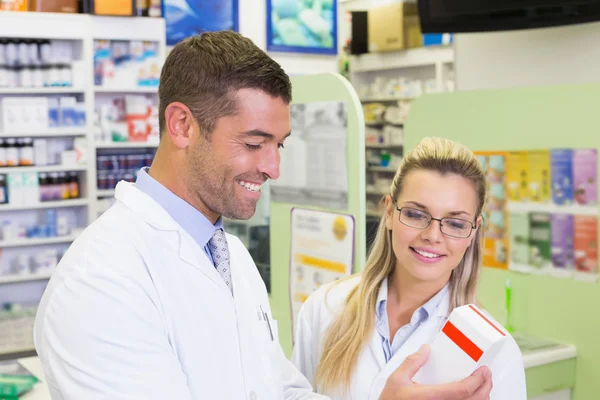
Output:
top-left (314, 137), bottom-right (488, 394)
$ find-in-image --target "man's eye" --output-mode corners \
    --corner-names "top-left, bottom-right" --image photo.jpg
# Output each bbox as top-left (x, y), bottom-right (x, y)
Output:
top-left (246, 144), bottom-right (261, 150)
top-left (278, 143), bottom-right (285, 149)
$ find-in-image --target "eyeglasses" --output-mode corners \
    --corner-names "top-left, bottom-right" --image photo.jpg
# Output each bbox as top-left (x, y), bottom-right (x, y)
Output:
top-left (392, 201), bottom-right (477, 239)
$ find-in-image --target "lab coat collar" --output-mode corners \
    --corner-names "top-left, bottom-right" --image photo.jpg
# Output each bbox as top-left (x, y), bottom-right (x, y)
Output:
top-left (114, 181), bottom-right (232, 294)
top-left (368, 281), bottom-right (451, 371)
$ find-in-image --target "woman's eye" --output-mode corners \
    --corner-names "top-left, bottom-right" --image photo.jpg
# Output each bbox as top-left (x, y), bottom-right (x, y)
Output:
top-left (246, 144), bottom-right (262, 150)
top-left (407, 211), bottom-right (425, 219)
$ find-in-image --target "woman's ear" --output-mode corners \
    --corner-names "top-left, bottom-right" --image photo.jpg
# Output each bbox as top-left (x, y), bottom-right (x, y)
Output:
top-left (470, 215), bottom-right (484, 245)
top-left (384, 195), bottom-right (394, 230)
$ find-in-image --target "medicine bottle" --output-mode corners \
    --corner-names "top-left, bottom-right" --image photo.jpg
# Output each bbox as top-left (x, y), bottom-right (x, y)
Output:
top-left (19, 137), bottom-right (34, 166)
top-left (32, 66), bottom-right (44, 87)
top-left (5, 138), bottom-right (18, 167)
top-left (68, 171), bottom-right (79, 199)
top-left (39, 173), bottom-right (49, 202)
top-left (59, 172), bottom-right (70, 199)
top-left (0, 139), bottom-right (7, 167)
top-left (5, 39), bottom-right (18, 67)
top-left (0, 65), bottom-right (7, 88)
top-left (0, 175), bottom-right (7, 204)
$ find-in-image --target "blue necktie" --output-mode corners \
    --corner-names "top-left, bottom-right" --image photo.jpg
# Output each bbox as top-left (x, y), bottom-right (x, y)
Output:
top-left (209, 229), bottom-right (233, 295)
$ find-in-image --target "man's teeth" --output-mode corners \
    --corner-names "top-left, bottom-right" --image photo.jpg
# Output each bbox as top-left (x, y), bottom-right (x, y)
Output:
top-left (414, 249), bottom-right (441, 258)
top-left (237, 180), bottom-right (261, 192)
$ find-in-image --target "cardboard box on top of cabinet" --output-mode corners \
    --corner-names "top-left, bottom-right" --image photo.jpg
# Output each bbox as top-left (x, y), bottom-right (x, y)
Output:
top-left (0, 0), bottom-right (28, 11)
top-left (413, 304), bottom-right (509, 386)
top-left (33, 0), bottom-right (77, 13)
top-left (368, 2), bottom-right (422, 53)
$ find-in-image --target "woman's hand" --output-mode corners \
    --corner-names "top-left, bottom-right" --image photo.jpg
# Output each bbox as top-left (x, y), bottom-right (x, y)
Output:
top-left (379, 345), bottom-right (492, 400)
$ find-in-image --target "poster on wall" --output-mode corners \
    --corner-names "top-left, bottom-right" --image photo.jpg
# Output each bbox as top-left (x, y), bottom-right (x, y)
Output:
top-left (475, 151), bottom-right (508, 269)
top-left (271, 101), bottom-right (348, 210)
top-left (162, 0), bottom-right (238, 46)
top-left (289, 208), bottom-right (354, 338)
top-left (266, 0), bottom-right (337, 55)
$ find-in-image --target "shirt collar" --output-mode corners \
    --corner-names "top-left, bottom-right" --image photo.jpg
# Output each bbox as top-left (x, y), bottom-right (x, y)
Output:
top-left (134, 167), bottom-right (223, 248)
top-left (376, 277), bottom-right (450, 322)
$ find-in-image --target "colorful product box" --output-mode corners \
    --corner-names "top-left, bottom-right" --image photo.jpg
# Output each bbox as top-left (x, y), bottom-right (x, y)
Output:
top-left (574, 216), bottom-right (598, 274)
top-left (527, 150), bottom-right (551, 203)
top-left (572, 149), bottom-right (597, 206)
top-left (528, 212), bottom-right (551, 269)
top-left (550, 214), bottom-right (574, 269)
top-left (507, 151), bottom-right (528, 202)
top-left (509, 212), bottom-right (529, 266)
top-left (550, 149), bottom-right (574, 205)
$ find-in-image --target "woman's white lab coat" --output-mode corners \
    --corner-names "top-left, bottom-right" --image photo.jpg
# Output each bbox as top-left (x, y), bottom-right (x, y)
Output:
top-left (34, 181), bottom-right (326, 400)
top-left (291, 276), bottom-right (527, 400)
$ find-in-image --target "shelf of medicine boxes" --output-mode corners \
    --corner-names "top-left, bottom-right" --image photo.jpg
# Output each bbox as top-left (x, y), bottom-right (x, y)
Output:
top-left (94, 141), bottom-right (159, 149)
top-left (88, 16), bottom-right (166, 217)
top-left (0, 87), bottom-right (86, 95)
top-left (0, 233), bottom-right (80, 249)
top-left (0, 128), bottom-right (87, 138)
top-left (349, 45), bottom-right (454, 73)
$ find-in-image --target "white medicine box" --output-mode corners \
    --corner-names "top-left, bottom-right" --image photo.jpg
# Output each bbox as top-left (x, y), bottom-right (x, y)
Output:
top-left (413, 304), bottom-right (510, 385)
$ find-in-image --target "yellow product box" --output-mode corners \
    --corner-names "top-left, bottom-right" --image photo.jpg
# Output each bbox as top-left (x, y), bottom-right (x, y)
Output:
top-left (506, 151), bottom-right (529, 202)
top-left (527, 150), bottom-right (551, 203)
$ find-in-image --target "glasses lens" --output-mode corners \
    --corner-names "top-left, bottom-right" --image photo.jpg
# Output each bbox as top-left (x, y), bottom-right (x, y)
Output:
top-left (399, 208), bottom-right (430, 228)
top-left (441, 218), bottom-right (472, 238)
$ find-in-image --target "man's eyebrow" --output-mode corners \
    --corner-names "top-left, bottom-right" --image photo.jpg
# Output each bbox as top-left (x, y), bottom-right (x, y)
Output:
top-left (239, 130), bottom-right (291, 140)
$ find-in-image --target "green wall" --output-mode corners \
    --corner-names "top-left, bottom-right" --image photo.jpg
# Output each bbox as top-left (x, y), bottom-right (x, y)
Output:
top-left (405, 83), bottom-right (600, 400)
top-left (269, 73), bottom-right (366, 356)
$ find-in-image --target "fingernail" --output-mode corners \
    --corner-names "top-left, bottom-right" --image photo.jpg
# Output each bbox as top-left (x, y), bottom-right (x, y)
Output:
top-left (484, 367), bottom-right (491, 378)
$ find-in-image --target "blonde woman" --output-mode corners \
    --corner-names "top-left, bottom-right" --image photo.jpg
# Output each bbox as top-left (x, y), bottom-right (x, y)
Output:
top-left (292, 138), bottom-right (526, 400)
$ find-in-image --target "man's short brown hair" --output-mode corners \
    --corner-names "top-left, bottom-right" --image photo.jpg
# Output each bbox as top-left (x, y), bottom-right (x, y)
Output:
top-left (158, 31), bottom-right (292, 137)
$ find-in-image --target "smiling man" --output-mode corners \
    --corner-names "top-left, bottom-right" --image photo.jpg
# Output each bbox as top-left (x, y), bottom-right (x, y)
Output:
top-left (33, 31), bottom-right (492, 400)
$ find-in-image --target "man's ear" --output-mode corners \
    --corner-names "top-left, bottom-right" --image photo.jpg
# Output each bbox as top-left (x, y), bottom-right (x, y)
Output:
top-left (165, 102), bottom-right (195, 149)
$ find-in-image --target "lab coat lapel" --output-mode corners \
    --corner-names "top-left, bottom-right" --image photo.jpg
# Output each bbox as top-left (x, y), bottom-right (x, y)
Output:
top-left (367, 291), bottom-right (450, 400)
top-left (177, 233), bottom-right (231, 293)
top-left (115, 181), bottom-right (230, 293)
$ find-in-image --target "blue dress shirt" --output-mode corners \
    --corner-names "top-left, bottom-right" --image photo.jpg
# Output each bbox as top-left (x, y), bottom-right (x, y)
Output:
top-left (134, 167), bottom-right (223, 264)
top-left (375, 279), bottom-right (449, 362)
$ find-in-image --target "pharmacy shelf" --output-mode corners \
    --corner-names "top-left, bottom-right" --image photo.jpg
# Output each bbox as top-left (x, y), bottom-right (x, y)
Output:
top-left (94, 86), bottom-right (158, 94)
top-left (0, 87), bottom-right (85, 95)
top-left (0, 165), bottom-right (87, 174)
top-left (0, 128), bottom-right (86, 138)
top-left (367, 166), bottom-right (396, 173)
top-left (0, 271), bottom-right (53, 284)
top-left (366, 190), bottom-right (387, 196)
top-left (361, 96), bottom-right (415, 102)
top-left (95, 141), bottom-right (159, 149)
top-left (0, 346), bottom-right (36, 358)
top-left (507, 202), bottom-right (598, 216)
top-left (366, 121), bottom-right (404, 126)
top-left (0, 234), bottom-right (79, 248)
top-left (350, 46), bottom-right (454, 72)
top-left (366, 144), bottom-right (403, 149)
top-left (0, 199), bottom-right (88, 212)
top-left (97, 189), bottom-right (115, 198)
